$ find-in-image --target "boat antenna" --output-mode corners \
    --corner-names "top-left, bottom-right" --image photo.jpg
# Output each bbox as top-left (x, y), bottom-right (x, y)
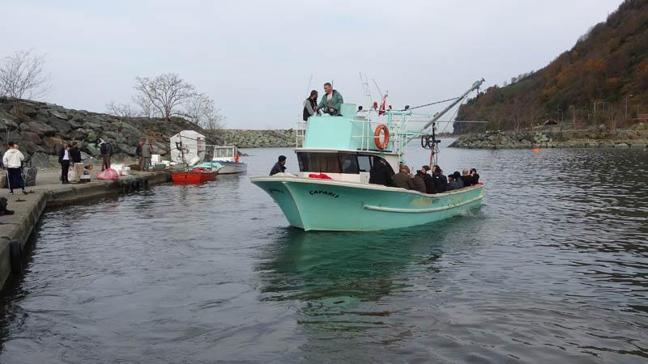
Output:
top-left (372, 79), bottom-right (384, 101)
top-left (359, 72), bottom-right (373, 108)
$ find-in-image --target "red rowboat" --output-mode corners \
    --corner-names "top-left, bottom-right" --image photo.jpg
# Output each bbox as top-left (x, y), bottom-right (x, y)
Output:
top-left (171, 167), bottom-right (217, 184)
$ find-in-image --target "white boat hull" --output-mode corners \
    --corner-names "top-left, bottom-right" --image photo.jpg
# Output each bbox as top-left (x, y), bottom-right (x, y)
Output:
top-left (216, 161), bottom-right (247, 174)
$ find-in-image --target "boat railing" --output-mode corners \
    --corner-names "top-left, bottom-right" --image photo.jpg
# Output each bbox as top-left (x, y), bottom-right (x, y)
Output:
top-left (295, 121), bottom-right (306, 147)
top-left (348, 110), bottom-right (419, 153)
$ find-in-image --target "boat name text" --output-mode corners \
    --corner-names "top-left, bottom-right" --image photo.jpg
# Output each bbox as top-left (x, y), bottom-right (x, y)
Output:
top-left (309, 190), bottom-right (339, 199)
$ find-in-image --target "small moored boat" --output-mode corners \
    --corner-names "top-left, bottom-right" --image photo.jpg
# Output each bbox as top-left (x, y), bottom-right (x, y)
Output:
top-left (212, 146), bottom-right (247, 174)
top-left (171, 167), bottom-right (217, 184)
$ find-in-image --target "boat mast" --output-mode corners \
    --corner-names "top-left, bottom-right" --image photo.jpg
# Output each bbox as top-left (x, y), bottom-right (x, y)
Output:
top-left (407, 78), bottom-right (484, 142)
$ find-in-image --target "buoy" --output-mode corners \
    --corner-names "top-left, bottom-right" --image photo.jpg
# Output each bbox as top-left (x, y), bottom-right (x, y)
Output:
top-left (374, 124), bottom-right (390, 150)
top-left (531, 148), bottom-right (542, 154)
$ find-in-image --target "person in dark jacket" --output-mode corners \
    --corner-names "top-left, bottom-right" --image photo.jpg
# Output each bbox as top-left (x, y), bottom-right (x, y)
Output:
top-left (411, 169), bottom-right (427, 193)
top-left (69, 142), bottom-right (83, 183)
top-left (392, 164), bottom-right (413, 190)
top-left (100, 139), bottom-right (113, 171)
top-left (422, 165), bottom-right (435, 193)
top-left (470, 168), bottom-right (480, 185)
top-left (461, 169), bottom-right (474, 186)
top-left (58, 143), bottom-right (71, 184)
top-left (369, 156), bottom-right (394, 186)
top-left (431, 165), bottom-right (448, 193)
top-left (303, 90), bottom-right (319, 121)
top-left (447, 171), bottom-right (464, 190)
top-left (270, 155), bottom-right (287, 175)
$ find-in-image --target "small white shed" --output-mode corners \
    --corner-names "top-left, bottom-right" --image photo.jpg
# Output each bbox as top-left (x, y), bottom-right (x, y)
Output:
top-left (169, 130), bottom-right (206, 164)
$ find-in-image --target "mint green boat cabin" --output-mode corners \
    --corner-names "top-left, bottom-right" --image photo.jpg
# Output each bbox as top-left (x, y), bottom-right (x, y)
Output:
top-left (250, 80), bottom-right (485, 231)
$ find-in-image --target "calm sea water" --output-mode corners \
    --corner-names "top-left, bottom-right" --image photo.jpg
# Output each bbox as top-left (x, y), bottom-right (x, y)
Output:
top-left (0, 142), bottom-right (647, 363)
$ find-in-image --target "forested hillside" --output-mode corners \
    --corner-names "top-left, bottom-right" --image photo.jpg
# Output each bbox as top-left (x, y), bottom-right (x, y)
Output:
top-left (455, 0), bottom-right (647, 133)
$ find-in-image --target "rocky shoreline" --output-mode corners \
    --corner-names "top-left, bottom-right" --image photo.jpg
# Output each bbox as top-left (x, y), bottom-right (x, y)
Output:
top-left (449, 125), bottom-right (648, 149)
top-left (0, 97), bottom-right (224, 165)
top-left (217, 129), bottom-right (294, 148)
top-left (0, 98), bottom-right (297, 169)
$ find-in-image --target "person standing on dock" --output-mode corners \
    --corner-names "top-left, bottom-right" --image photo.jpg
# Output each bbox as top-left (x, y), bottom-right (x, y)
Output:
top-left (270, 155), bottom-right (287, 175)
top-left (69, 142), bottom-right (83, 183)
top-left (318, 82), bottom-right (343, 116)
top-left (100, 139), bottom-right (113, 171)
top-left (2, 142), bottom-right (27, 195)
top-left (137, 138), bottom-right (153, 171)
top-left (58, 143), bottom-right (71, 184)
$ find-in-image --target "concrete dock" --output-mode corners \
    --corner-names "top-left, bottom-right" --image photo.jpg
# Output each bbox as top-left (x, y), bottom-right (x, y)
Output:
top-left (0, 170), bottom-right (170, 291)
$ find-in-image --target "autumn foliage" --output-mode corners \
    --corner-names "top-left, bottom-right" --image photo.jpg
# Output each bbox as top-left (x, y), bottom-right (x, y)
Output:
top-left (456, 0), bottom-right (648, 133)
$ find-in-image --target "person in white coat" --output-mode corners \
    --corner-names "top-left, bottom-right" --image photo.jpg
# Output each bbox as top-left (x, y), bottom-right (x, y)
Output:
top-left (2, 142), bottom-right (27, 194)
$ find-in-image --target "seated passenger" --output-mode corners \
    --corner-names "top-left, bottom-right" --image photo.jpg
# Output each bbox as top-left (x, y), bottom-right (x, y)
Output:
top-left (411, 169), bottom-right (427, 193)
top-left (303, 90), bottom-right (320, 121)
top-left (461, 169), bottom-right (474, 186)
top-left (431, 165), bottom-right (448, 193)
top-left (422, 165), bottom-right (434, 193)
top-left (270, 155), bottom-right (287, 175)
top-left (447, 171), bottom-right (464, 190)
top-left (318, 82), bottom-right (344, 116)
top-left (369, 156), bottom-right (395, 187)
top-left (392, 164), bottom-right (413, 189)
top-left (470, 168), bottom-right (480, 185)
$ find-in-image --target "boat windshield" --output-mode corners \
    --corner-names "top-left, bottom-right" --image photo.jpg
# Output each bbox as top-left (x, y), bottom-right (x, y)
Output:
top-left (296, 152), bottom-right (387, 174)
top-left (214, 147), bottom-right (234, 158)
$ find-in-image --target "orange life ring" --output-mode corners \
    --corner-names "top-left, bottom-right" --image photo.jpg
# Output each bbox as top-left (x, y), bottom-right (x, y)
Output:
top-left (374, 124), bottom-right (390, 150)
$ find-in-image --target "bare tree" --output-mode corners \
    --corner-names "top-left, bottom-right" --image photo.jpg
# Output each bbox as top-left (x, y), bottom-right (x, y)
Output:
top-left (0, 50), bottom-right (50, 99)
top-left (106, 101), bottom-right (137, 117)
top-left (134, 73), bottom-right (195, 120)
top-left (131, 94), bottom-right (155, 118)
top-left (181, 93), bottom-right (224, 129)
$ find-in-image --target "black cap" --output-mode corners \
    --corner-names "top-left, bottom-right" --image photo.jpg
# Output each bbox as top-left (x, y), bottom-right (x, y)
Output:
top-left (278, 155), bottom-right (287, 162)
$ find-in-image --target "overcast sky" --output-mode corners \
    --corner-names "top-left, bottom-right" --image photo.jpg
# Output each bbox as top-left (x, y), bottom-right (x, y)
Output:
top-left (2, 0), bottom-right (624, 129)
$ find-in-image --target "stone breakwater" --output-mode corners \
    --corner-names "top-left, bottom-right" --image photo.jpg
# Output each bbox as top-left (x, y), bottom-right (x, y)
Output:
top-left (0, 97), bottom-right (296, 167)
top-left (450, 125), bottom-right (648, 149)
top-left (0, 97), bottom-right (221, 167)
top-left (216, 129), bottom-right (295, 148)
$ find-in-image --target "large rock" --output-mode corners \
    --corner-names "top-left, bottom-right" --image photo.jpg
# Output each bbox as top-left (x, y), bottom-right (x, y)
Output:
top-left (20, 130), bottom-right (42, 143)
top-left (21, 120), bottom-right (57, 136)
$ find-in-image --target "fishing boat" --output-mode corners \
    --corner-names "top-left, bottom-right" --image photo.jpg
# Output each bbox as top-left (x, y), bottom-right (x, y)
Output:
top-left (212, 145), bottom-right (247, 174)
top-left (250, 79), bottom-right (485, 231)
top-left (171, 167), bottom-right (218, 184)
top-left (169, 130), bottom-right (219, 184)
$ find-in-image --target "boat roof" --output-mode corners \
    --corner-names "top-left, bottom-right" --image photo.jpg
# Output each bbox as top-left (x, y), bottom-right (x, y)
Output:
top-left (295, 148), bottom-right (396, 155)
top-left (303, 105), bottom-right (395, 152)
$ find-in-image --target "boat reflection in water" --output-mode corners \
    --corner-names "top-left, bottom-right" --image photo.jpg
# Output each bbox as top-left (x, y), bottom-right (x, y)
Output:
top-left (254, 221), bottom-right (465, 331)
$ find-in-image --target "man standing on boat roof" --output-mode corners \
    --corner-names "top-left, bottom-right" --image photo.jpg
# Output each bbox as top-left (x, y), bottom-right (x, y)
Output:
top-left (318, 82), bottom-right (343, 116)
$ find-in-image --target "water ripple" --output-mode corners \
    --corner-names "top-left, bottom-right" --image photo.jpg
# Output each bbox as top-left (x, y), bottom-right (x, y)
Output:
top-left (0, 146), bottom-right (646, 363)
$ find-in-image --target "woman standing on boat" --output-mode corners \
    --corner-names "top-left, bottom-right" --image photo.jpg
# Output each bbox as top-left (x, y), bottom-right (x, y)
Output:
top-left (303, 90), bottom-right (319, 121)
